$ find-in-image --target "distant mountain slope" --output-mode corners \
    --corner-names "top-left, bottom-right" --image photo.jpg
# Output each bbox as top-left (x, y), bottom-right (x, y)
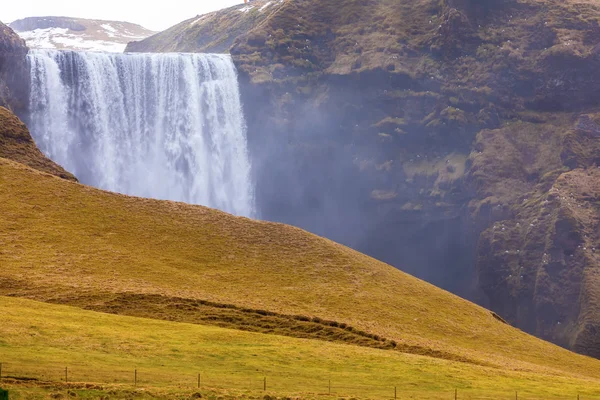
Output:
top-left (2, 158), bottom-right (600, 381)
top-left (126, 0), bottom-right (284, 53)
top-left (10, 16), bottom-right (155, 52)
top-left (0, 107), bottom-right (76, 181)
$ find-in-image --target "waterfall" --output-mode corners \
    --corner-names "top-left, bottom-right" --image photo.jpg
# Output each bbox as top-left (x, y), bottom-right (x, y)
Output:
top-left (28, 49), bottom-right (255, 217)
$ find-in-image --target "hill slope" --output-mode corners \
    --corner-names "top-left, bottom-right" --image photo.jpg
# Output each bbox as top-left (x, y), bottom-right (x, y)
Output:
top-left (10, 16), bottom-right (155, 52)
top-left (125, 0), bottom-right (284, 53)
top-left (3, 296), bottom-right (600, 399)
top-left (2, 157), bottom-right (600, 382)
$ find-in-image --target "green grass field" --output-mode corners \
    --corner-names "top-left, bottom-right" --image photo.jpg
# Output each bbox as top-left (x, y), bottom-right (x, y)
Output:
top-left (2, 158), bottom-right (600, 375)
top-left (2, 155), bottom-right (600, 398)
top-left (2, 296), bottom-right (600, 400)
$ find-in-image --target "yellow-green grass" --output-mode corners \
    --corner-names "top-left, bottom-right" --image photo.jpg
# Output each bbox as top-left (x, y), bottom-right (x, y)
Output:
top-left (2, 296), bottom-right (600, 400)
top-left (1, 158), bottom-right (600, 379)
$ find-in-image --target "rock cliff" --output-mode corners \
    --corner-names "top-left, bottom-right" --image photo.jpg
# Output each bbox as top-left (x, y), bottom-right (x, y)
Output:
top-left (0, 21), bottom-right (28, 113)
top-left (229, 0), bottom-right (600, 357)
top-left (0, 22), bottom-right (75, 181)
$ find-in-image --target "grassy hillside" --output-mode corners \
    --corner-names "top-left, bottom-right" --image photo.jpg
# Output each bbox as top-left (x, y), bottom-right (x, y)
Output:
top-left (125, 0), bottom-right (283, 54)
top-left (2, 158), bottom-right (600, 383)
top-left (2, 296), bottom-right (600, 400)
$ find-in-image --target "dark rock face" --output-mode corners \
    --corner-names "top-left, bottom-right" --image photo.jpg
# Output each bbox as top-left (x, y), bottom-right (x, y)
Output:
top-left (228, 0), bottom-right (600, 357)
top-left (239, 68), bottom-right (480, 297)
top-left (478, 166), bottom-right (600, 356)
top-left (446, 0), bottom-right (516, 21)
top-left (0, 22), bottom-right (29, 113)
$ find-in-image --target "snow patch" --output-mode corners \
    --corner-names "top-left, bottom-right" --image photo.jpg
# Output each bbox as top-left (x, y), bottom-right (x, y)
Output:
top-left (101, 23), bottom-right (117, 33)
top-left (17, 23), bottom-right (152, 53)
top-left (239, 6), bottom-right (254, 13)
top-left (52, 35), bottom-right (126, 53)
top-left (259, 2), bottom-right (273, 11)
top-left (190, 14), bottom-right (208, 27)
top-left (19, 28), bottom-right (67, 50)
top-left (18, 27), bottom-right (128, 52)
top-left (100, 23), bottom-right (117, 38)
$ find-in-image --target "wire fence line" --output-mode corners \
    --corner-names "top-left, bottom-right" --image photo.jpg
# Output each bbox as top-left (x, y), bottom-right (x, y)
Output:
top-left (0, 361), bottom-right (598, 400)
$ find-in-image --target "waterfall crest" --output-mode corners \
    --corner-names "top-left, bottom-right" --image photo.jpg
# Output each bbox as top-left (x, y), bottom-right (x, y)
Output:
top-left (28, 49), bottom-right (255, 217)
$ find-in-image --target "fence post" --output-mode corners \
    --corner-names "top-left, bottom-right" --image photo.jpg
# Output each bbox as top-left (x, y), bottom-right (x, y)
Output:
top-left (329, 379), bottom-right (331, 395)
top-left (65, 367), bottom-right (68, 383)
top-left (198, 373), bottom-right (200, 389)
top-left (0, 362), bottom-right (2, 381)
top-left (134, 369), bottom-right (137, 387)
top-left (455, 389), bottom-right (457, 400)
top-left (516, 391), bottom-right (518, 400)
top-left (394, 386), bottom-right (397, 400)
top-left (264, 377), bottom-right (266, 391)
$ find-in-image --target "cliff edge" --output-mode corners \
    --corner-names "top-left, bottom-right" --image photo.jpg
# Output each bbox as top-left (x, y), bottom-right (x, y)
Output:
top-left (0, 106), bottom-right (77, 181)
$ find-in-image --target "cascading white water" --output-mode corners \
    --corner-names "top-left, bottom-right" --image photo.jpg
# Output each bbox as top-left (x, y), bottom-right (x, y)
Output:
top-left (28, 49), bottom-right (255, 217)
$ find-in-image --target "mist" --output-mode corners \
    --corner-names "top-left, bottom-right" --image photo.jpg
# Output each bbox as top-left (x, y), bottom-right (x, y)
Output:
top-left (239, 72), bottom-right (482, 301)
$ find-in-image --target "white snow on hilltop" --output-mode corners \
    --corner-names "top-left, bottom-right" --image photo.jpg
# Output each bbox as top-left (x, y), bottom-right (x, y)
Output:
top-left (19, 27), bottom-right (127, 52)
top-left (259, 2), bottom-right (273, 12)
top-left (238, 0), bottom-right (283, 14)
top-left (11, 18), bottom-right (155, 53)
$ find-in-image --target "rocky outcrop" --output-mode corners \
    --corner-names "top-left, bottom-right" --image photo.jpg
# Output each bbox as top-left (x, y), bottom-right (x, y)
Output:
top-left (0, 21), bottom-right (29, 113)
top-left (230, 0), bottom-right (505, 296)
top-left (228, 0), bottom-right (600, 356)
top-left (0, 107), bottom-right (77, 181)
top-left (474, 114), bottom-right (600, 355)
